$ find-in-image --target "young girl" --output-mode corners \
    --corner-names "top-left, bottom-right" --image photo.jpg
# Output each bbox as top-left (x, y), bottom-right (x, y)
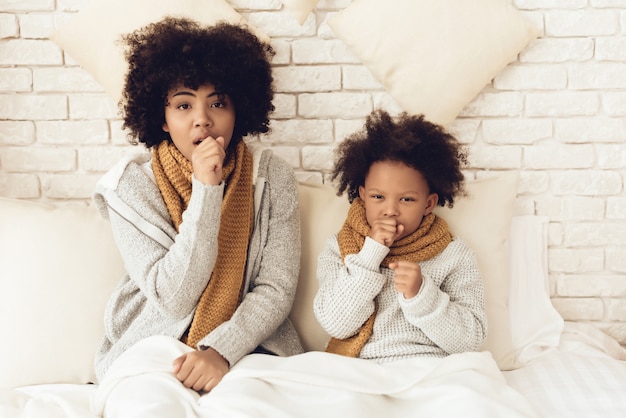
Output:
top-left (92, 17), bottom-right (302, 415)
top-left (314, 109), bottom-right (487, 361)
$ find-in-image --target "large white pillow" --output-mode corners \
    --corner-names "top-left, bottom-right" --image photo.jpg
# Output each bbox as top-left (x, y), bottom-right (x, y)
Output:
top-left (0, 198), bottom-right (125, 388)
top-left (328, 0), bottom-right (540, 126)
top-left (290, 183), bottom-right (350, 351)
top-left (292, 171), bottom-right (520, 370)
top-left (280, 0), bottom-right (320, 24)
top-left (49, 0), bottom-right (268, 104)
top-left (434, 171), bottom-right (520, 370)
top-left (508, 215), bottom-right (564, 364)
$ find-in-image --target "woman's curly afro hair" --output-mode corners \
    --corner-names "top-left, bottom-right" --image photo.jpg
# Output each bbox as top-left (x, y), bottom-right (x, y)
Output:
top-left (331, 109), bottom-right (468, 208)
top-left (121, 17), bottom-right (275, 148)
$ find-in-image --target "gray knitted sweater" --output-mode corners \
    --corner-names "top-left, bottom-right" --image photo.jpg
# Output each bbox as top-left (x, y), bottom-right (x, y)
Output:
top-left (314, 235), bottom-right (487, 362)
top-left (92, 148), bottom-right (303, 382)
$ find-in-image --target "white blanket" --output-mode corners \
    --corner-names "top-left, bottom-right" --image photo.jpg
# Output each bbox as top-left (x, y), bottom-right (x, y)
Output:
top-left (2, 336), bottom-right (540, 417)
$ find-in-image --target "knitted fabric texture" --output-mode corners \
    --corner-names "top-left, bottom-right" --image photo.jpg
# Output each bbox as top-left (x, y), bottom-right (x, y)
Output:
top-left (152, 140), bottom-right (254, 348)
top-left (326, 197), bottom-right (452, 357)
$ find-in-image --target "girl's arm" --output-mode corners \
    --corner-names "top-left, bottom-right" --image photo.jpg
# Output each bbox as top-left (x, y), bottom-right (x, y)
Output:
top-left (397, 238), bottom-right (488, 354)
top-left (314, 236), bottom-right (389, 339)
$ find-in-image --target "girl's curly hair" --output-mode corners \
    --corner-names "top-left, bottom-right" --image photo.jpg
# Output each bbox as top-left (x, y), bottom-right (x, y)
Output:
top-left (120, 17), bottom-right (275, 148)
top-left (331, 110), bottom-right (468, 208)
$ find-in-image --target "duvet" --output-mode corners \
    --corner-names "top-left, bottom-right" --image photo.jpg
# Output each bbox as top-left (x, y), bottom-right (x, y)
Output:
top-left (2, 335), bottom-right (539, 418)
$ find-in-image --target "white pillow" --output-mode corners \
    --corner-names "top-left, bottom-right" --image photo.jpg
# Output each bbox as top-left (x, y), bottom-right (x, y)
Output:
top-left (508, 215), bottom-right (564, 364)
top-left (280, 0), bottom-right (320, 24)
top-left (0, 198), bottom-right (125, 388)
top-left (290, 183), bottom-right (350, 351)
top-left (328, 0), bottom-right (540, 126)
top-left (292, 171), bottom-right (520, 370)
top-left (49, 0), bottom-right (268, 104)
top-left (434, 171), bottom-right (520, 370)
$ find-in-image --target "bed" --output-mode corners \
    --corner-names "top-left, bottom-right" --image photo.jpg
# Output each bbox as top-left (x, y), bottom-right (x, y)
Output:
top-left (6, 324), bottom-right (626, 418)
top-left (2, 0), bottom-right (625, 416)
top-left (1, 178), bottom-right (625, 418)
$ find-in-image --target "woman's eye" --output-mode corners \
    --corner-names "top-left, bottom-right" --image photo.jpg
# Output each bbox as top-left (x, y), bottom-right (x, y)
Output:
top-left (371, 195), bottom-right (383, 200)
top-left (176, 103), bottom-right (191, 110)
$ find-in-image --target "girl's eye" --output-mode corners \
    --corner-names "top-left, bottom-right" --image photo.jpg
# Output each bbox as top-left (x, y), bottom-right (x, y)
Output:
top-left (371, 194), bottom-right (383, 200)
top-left (401, 197), bottom-right (415, 202)
top-left (176, 103), bottom-right (191, 110)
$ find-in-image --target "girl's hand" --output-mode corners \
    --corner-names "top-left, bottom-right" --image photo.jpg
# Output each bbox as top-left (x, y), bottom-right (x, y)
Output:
top-left (172, 347), bottom-right (229, 393)
top-left (191, 136), bottom-right (226, 186)
top-left (369, 218), bottom-right (404, 247)
top-left (389, 260), bottom-right (422, 299)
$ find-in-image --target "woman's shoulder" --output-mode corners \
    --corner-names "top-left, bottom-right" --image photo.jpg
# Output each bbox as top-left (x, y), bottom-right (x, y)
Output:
top-left (97, 152), bottom-right (153, 190)
top-left (116, 156), bottom-right (159, 197)
top-left (94, 152), bottom-right (162, 215)
top-left (257, 148), bottom-right (297, 186)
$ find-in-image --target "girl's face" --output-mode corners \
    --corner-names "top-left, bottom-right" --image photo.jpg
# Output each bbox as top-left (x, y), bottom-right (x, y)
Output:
top-left (162, 82), bottom-right (236, 161)
top-left (358, 160), bottom-right (438, 240)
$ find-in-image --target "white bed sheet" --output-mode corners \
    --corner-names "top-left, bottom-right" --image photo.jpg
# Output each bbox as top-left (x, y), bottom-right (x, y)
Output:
top-left (4, 330), bottom-right (625, 418)
top-left (88, 336), bottom-right (538, 418)
top-left (2, 384), bottom-right (96, 418)
top-left (504, 322), bottom-right (626, 418)
top-left (502, 216), bottom-right (626, 417)
top-left (6, 348), bottom-right (538, 418)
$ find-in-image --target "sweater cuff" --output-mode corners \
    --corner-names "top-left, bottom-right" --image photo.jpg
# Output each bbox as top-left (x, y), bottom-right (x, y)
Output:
top-left (398, 273), bottom-right (440, 315)
top-left (356, 237), bottom-right (390, 270)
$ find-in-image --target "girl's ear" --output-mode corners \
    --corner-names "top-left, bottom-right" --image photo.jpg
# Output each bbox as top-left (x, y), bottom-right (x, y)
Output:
top-left (162, 123), bottom-right (170, 133)
top-left (425, 193), bottom-right (439, 215)
top-left (358, 186), bottom-right (365, 200)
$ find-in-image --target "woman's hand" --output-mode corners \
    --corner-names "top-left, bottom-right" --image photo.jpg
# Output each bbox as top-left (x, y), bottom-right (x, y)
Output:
top-left (191, 136), bottom-right (226, 186)
top-left (172, 346), bottom-right (230, 392)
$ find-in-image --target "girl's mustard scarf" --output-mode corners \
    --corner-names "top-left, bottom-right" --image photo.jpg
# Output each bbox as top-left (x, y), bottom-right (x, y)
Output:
top-left (152, 140), bottom-right (253, 348)
top-left (325, 197), bottom-right (452, 357)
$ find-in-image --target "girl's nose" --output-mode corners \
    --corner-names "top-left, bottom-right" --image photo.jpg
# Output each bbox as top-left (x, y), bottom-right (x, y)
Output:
top-left (383, 202), bottom-right (399, 217)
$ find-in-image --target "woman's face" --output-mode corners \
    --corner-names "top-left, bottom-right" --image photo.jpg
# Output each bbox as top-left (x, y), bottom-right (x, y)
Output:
top-left (162, 82), bottom-right (236, 161)
top-left (358, 160), bottom-right (438, 240)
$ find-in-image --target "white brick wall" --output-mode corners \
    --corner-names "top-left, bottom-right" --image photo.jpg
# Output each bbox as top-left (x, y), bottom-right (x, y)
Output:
top-left (0, 0), bottom-right (625, 345)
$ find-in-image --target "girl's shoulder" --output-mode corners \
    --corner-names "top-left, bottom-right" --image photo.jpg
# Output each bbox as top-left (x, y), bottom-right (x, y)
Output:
top-left (434, 236), bottom-right (480, 268)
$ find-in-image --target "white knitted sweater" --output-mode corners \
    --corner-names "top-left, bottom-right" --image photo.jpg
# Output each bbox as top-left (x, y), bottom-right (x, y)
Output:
top-left (314, 234), bottom-right (487, 362)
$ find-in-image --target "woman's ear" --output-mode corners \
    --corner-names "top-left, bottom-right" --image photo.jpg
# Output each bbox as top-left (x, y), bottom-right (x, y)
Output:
top-left (425, 193), bottom-right (439, 215)
top-left (162, 123), bottom-right (170, 133)
top-left (358, 186), bottom-right (365, 200)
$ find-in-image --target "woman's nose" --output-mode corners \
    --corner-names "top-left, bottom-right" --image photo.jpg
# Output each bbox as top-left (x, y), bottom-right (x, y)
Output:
top-left (194, 106), bottom-right (212, 127)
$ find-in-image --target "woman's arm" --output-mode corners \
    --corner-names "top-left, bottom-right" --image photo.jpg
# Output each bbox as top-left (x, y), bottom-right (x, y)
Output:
top-left (106, 166), bottom-right (224, 320)
top-left (199, 156), bottom-right (300, 365)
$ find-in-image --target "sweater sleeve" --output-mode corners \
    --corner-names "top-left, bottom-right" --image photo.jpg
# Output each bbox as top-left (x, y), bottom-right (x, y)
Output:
top-left (106, 170), bottom-right (224, 321)
top-left (199, 155), bottom-right (301, 365)
top-left (314, 236), bottom-right (390, 339)
top-left (397, 238), bottom-right (488, 354)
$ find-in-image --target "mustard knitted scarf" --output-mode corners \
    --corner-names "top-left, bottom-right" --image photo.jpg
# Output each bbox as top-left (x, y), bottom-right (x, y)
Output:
top-left (325, 197), bottom-right (452, 358)
top-left (152, 139), bottom-right (253, 348)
